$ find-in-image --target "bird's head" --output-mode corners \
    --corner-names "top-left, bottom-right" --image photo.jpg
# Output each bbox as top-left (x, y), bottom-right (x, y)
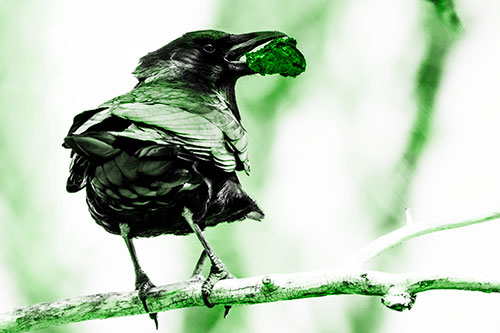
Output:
top-left (133, 30), bottom-right (287, 87)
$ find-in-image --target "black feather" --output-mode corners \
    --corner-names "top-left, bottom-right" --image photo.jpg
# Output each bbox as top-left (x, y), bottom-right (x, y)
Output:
top-left (67, 108), bottom-right (106, 136)
top-left (66, 154), bottom-right (91, 192)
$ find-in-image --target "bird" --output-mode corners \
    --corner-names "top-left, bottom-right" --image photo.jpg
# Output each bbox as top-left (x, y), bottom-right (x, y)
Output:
top-left (63, 30), bottom-right (287, 327)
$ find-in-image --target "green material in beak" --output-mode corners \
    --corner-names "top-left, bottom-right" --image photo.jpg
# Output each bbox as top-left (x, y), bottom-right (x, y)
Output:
top-left (225, 31), bottom-right (287, 75)
top-left (245, 37), bottom-right (306, 77)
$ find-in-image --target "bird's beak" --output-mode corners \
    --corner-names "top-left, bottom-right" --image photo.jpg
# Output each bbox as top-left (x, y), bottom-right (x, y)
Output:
top-left (225, 31), bottom-right (287, 76)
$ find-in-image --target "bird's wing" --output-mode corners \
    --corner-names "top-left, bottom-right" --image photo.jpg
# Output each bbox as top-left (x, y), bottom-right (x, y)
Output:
top-left (65, 102), bottom-right (248, 173)
top-left (106, 83), bottom-right (250, 173)
top-left (107, 98), bottom-right (250, 173)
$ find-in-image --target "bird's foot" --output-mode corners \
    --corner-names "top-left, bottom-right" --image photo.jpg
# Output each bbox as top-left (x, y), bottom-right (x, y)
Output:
top-left (202, 259), bottom-right (234, 318)
top-left (136, 269), bottom-right (159, 330)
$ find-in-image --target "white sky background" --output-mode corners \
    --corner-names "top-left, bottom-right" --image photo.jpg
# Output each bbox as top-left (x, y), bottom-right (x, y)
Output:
top-left (1, 0), bottom-right (500, 332)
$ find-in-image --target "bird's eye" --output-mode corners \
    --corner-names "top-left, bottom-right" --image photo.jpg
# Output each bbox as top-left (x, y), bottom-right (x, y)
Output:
top-left (203, 44), bottom-right (216, 53)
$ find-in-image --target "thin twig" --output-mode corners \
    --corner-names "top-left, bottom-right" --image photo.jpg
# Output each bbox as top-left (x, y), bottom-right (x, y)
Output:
top-left (346, 211), bottom-right (500, 268)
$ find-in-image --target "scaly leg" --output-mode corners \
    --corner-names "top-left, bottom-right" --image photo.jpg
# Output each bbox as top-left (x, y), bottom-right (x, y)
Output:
top-left (190, 250), bottom-right (208, 280)
top-left (182, 208), bottom-right (233, 317)
top-left (120, 223), bottom-right (159, 329)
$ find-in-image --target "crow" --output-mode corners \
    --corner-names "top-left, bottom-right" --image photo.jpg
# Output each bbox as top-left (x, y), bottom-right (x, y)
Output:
top-left (63, 30), bottom-right (286, 327)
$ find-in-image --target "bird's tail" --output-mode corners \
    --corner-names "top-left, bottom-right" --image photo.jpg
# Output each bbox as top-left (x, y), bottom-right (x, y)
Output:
top-left (207, 175), bottom-right (265, 224)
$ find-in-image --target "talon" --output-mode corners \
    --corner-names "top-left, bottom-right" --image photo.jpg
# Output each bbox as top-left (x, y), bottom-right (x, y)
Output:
top-left (149, 313), bottom-right (159, 330)
top-left (223, 305), bottom-right (231, 318)
top-left (136, 270), bottom-right (159, 329)
top-left (201, 280), bottom-right (216, 308)
top-left (201, 261), bottom-right (235, 315)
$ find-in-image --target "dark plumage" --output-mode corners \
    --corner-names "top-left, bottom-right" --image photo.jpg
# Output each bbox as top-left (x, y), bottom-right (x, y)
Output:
top-left (63, 30), bottom-right (287, 326)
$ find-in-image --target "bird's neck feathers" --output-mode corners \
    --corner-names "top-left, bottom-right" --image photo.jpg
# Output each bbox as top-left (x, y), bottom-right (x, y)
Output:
top-left (216, 78), bottom-right (241, 122)
top-left (133, 63), bottom-right (242, 122)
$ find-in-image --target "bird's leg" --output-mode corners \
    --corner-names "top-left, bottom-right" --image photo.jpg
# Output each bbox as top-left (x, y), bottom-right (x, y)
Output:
top-left (190, 250), bottom-right (208, 281)
top-left (182, 208), bottom-right (233, 317)
top-left (120, 223), bottom-right (159, 330)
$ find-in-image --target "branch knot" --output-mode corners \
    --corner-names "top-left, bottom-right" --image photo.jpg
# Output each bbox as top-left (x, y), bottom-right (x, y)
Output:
top-left (262, 276), bottom-right (278, 292)
top-left (381, 286), bottom-right (416, 311)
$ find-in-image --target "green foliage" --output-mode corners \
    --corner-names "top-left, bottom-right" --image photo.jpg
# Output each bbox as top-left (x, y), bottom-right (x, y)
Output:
top-left (245, 37), bottom-right (306, 77)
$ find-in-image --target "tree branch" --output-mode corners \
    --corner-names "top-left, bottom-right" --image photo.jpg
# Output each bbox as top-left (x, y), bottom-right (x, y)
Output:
top-left (2, 210), bottom-right (500, 331)
top-left (346, 210), bottom-right (500, 268)
top-left (2, 269), bottom-right (500, 332)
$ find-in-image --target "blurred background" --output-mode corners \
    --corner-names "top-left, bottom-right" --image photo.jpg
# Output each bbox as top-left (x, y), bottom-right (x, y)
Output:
top-left (1, 0), bottom-right (500, 332)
